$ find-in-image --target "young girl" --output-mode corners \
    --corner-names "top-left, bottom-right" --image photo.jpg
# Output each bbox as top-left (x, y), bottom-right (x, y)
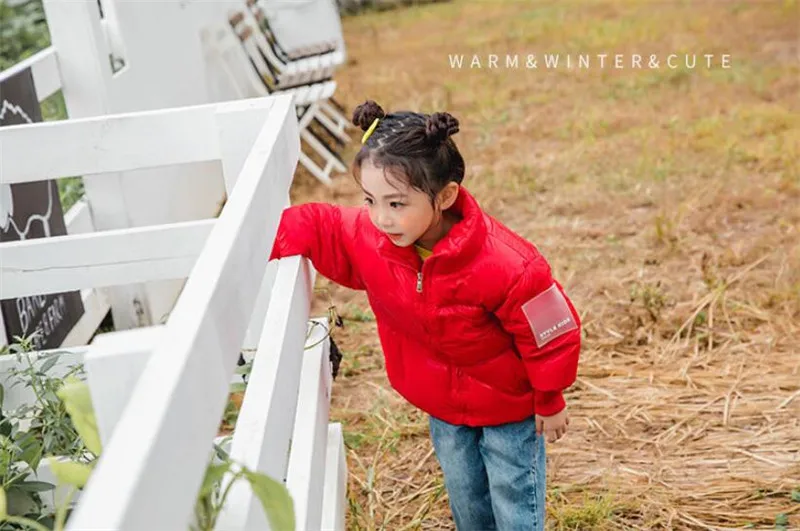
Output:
top-left (269, 100), bottom-right (581, 530)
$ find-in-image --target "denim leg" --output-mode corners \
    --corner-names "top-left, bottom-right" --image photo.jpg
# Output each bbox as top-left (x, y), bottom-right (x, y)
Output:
top-left (429, 416), bottom-right (496, 531)
top-left (479, 416), bottom-right (546, 531)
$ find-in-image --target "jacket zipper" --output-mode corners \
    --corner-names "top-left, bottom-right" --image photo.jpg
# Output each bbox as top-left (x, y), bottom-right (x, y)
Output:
top-left (416, 271), bottom-right (423, 293)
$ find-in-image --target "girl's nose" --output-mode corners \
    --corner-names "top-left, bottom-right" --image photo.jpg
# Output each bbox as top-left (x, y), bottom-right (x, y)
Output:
top-left (376, 211), bottom-right (392, 231)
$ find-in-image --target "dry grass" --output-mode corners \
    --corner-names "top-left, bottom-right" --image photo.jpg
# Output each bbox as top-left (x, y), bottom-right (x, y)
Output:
top-left (287, 1), bottom-right (800, 529)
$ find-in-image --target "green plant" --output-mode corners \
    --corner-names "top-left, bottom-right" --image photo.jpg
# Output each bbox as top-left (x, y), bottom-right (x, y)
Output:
top-left (192, 443), bottom-right (294, 531)
top-left (0, 0), bottom-right (50, 71)
top-left (629, 281), bottom-right (666, 322)
top-left (0, 324), bottom-right (307, 530)
top-left (0, 422), bottom-right (54, 530)
top-left (33, 378), bottom-right (295, 531)
top-left (3, 340), bottom-right (90, 460)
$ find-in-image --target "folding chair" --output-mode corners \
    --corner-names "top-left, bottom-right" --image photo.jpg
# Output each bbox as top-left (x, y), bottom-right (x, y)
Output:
top-left (204, 17), bottom-right (349, 186)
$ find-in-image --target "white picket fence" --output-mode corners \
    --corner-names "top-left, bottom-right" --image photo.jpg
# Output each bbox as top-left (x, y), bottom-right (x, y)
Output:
top-left (0, 94), bottom-right (348, 529)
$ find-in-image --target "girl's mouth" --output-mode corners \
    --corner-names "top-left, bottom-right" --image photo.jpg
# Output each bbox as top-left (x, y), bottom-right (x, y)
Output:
top-left (387, 233), bottom-right (404, 241)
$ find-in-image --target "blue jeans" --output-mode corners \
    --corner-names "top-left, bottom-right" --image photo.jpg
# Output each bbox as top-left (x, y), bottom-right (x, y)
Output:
top-left (429, 415), bottom-right (546, 531)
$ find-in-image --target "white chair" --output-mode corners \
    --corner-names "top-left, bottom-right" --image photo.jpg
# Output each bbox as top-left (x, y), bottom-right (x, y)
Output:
top-left (202, 18), bottom-right (349, 186)
top-left (260, 0), bottom-right (347, 63)
top-left (248, 0), bottom-right (339, 61)
top-left (231, 8), bottom-right (345, 89)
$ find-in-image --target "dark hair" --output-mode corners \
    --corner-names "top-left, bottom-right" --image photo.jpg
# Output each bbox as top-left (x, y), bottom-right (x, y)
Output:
top-left (351, 100), bottom-right (465, 203)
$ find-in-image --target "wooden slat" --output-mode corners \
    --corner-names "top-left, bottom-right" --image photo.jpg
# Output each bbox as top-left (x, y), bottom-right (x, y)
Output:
top-left (0, 219), bottom-right (214, 298)
top-left (215, 258), bottom-right (315, 530)
top-left (84, 326), bottom-right (164, 444)
top-left (0, 47), bottom-right (61, 102)
top-left (321, 423), bottom-right (348, 531)
top-left (286, 319), bottom-right (333, 531)
top-left (64, 200), bottom-right (95, 235)
top-left (85, 325), bottom-right (246, 447)
top-left (66, 93), bottom-right (299, 530)
top-left (60, 288), bottom-right (111, 348)
top-left (0, 98), bottom-right (273, 184)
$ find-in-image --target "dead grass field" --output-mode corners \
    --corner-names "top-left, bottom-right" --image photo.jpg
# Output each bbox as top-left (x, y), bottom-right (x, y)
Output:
top-left (289, 1), bottom-right (799, 529)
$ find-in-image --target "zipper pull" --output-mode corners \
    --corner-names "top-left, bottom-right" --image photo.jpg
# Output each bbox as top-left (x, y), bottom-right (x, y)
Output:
top-left (416, 271), bottom-right (423, 293)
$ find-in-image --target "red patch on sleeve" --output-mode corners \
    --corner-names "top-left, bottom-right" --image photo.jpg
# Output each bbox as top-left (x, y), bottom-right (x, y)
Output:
top-left (521, 283), bottom-right (578, 348)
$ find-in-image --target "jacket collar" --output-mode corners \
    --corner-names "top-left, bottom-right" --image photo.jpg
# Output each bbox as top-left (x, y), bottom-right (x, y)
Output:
top-left (376, 185), bottom-right (487, 272)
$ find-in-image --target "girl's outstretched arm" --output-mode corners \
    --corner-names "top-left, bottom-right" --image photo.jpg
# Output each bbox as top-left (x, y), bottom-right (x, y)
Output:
top-left (269, 203), bottom-right (366, 291)
top-left (493, 257), bottom-right (582, 417)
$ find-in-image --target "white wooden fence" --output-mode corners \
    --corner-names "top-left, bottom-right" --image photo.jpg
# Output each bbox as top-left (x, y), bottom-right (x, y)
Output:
top-left (0, 48), bottom-right (111, 350)
top-left (0, 94), bottom-right (348, 529)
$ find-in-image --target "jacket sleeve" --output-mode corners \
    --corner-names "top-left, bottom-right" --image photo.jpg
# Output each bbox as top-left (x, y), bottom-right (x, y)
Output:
top-left (492, 257), bottom-right (581, 416)
top-left (268, 203), bottom-right (365, 291)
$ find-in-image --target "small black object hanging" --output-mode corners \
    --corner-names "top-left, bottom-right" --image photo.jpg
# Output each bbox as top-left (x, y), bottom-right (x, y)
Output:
top-left (329, 336), bottom-right (343, 380)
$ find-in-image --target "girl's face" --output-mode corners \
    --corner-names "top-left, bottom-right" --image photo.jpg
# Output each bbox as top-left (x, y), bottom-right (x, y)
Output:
top-left (360, 160), bottom-right (437, 248)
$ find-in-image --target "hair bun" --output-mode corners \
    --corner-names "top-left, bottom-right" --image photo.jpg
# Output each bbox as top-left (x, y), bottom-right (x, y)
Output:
top-left (425, 112), bottom-right (459, 145)
top-left (352, 100), bottom-right (386, 131)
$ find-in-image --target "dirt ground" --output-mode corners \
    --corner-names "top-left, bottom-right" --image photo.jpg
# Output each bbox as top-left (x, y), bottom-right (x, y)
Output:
top-left (288, 1), bottom-right (799, 529)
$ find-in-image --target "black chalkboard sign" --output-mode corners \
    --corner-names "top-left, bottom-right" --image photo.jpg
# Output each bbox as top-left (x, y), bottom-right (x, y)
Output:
top-left (0, 67), bottom-right (85, 349)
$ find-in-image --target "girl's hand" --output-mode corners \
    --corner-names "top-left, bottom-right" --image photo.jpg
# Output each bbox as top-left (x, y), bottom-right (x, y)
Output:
top-left (535, 409), bottom-right (569, 443)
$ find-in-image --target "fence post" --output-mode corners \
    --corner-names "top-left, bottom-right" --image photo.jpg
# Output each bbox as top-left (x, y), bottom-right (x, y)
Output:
top-left (42, 0), bottom-right (153, 329)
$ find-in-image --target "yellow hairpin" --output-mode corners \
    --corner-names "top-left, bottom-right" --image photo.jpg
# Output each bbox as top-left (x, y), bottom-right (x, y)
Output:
top-left (361, 118), bottom-right (380, 144)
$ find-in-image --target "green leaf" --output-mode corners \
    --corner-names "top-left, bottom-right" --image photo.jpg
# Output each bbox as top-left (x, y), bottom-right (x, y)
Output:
top-left (0, 487), bottom-right (6, 519)
top-left (242, 469), bottom-right (295, 531)
top-left (229, 383), bottom-right (246, 394)
top-left (39, 355), bottom-right (59, 375)
top-left (0, 383), bottom-right (4, 410)
top-left (791, 489), bottom-right (800, 503)
top-left (56, 378), bottom-right (101, 455)
top-left (775, 513), bottom-right (789, 526)
top-left (49, 459), bottom-right (93, 488)
top-left (5, 487), bottom-right (39, 516)
top-left (16, 481), bottom-right (55, 493)
top-left (17, 434), bottom-right (42, 470)
top-left (198, 462), bottom-right (230, 499)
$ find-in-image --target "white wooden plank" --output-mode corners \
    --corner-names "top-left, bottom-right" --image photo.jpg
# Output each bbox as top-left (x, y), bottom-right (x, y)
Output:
top-left (39, 0), bottom-right (154, 332)
top-left (64, 199), bottom-right (95, 235)
top-left (215, 96), bottom-right (274, 194)
top-left (31, 47), bottom-right (62, 102)
top-left (84, 326), bottom-right (163, 445)
top-left (215, 257), bottom-right (314, 530)
top-left (0, 105), bottom-right (219, 184)
top-left (0, 98), bottom-right (274, 186)
top-left (241, 259), bottom-right (279, 355)
top-left (66, 93), bottom-right (299, 531)
top-left (0, 347), bottom-right (88, 413)
top-left (321, 423), bottom-right (347, 531)
top-left (0, 47), bottom-right (61, 102)
top-left (0, 303), bottom-right (7, 349)
top-left (0, 219), bottom-right (214, 298)
top-left (286, 318), bottom-right (333, 531)
top-left (60, 288), bottom-right (111, 348)
top-left (241, 195), bottom-right (297, 353)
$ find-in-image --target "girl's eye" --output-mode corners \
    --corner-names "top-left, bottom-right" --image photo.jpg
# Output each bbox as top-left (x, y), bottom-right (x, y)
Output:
top-left (390, 202), bottom-right (404, 209)
top-left (364, 197), bottom-right (374, 205)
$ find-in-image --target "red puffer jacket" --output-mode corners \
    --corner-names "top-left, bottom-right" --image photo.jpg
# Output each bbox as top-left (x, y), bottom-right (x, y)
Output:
top-left (269, 186), bottom-right (581, 426)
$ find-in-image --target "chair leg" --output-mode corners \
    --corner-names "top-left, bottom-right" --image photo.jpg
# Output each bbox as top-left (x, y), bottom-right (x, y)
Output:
top-left (314, 104), bottom-right (352, 145)
top-left (295, 104), bottom-right (347, 186)
top-left (328, 96), bottom-right (347, 115)
top-left (319, 100), bottom-right (352, 136)
top-left (301, 129), bottom-right (347, 173)
top-left (298, 150), bottom-right (334, 187)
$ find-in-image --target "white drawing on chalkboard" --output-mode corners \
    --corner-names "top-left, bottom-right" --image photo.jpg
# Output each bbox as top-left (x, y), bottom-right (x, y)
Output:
top-left (0, 98), bottom-right (54, 241)
top-left (0, 99), bottom-right (34, 123)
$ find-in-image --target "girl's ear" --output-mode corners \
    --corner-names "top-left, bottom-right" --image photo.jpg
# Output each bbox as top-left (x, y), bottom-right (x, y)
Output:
top-left (437, 182), bottom-right (460, 210)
